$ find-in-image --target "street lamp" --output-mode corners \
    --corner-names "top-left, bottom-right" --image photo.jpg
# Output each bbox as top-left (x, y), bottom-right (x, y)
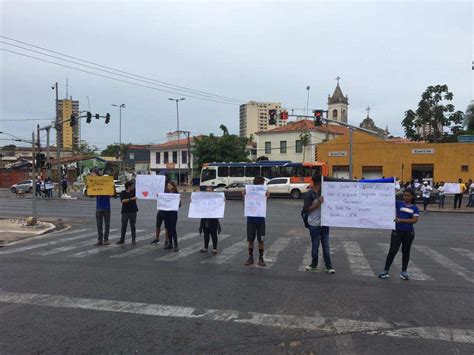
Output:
top-left (112, 103), bottom-right (126, 182)
top-left (168, 97), bottom-right (185, 185)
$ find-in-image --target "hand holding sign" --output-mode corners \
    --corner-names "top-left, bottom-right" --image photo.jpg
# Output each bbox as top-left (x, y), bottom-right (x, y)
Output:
top-left (157, 193), bottom-right (180, 211)
top-left (188, 192), bottom-right (226, 218)
top-left (136, 175), bottom-right (166, 200)
top-left (244, 185), bottom-right (267, 218)
top-left (86, 176), bottom-right (115, 196)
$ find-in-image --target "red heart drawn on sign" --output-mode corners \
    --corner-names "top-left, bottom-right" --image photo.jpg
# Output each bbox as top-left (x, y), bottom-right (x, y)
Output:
top-left (142, 191), bottom-right (149, 198)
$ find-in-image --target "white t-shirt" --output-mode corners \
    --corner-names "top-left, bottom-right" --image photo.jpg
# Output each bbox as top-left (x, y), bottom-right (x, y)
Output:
top-left (438, 186), bottom-right (445, 196)
top-left (469, 183), bottom-right (474, 194)
top-left (421, 185), bottom-right (432, 198)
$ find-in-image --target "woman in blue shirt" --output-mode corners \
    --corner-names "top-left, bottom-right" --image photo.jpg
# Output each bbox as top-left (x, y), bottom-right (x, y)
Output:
top-left (379, 188), bottom-right (419, 280)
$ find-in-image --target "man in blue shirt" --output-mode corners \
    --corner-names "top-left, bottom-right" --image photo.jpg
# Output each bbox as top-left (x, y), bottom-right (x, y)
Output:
top-left (96, 195), bottom-right (111, 246)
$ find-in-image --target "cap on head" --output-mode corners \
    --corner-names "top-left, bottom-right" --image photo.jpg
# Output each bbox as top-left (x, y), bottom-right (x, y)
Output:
top-left (423, 181), bottom-right (428, 185)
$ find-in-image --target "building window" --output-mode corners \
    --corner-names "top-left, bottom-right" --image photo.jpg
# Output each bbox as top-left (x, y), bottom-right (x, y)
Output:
top-left (218, 167), bottom-right (229, 177)
top-left (333, 109), bottom-right (338, 118)
top-left (129, 152), bottom-right (135, 160)
top-left (280, 140), bottom-right (287, 154)
top-left (164, 152), bottom-right (169, 164)
top-left (182, 151), bottom-right (188, 164)
top-left (172, 151), bottom-right (178, 164)
top-left (155, 152), bottom-right (160, 164)
top-left (295, 140), bottom-right (303, 153)
top-left (461, 165), bottom-right (469, 172)
top-left (265, 142), bottom-right (271, 154)
top-left (230, 167), bottom-right (245, 177)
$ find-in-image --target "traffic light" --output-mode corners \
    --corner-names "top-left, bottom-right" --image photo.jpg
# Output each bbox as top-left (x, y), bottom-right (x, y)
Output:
top-left (280, 111), bottom-right (289, 120)
top-left (268, 109), bottom-right (277, 125)
top-left (313, 110), bottom-right (323, 126)
top-left (35, 153), bottom-right (46, 168)
top-left (105, 113), bottom-right (111, 124)
top-left (95, 113), bottom-right (100, 120)
top-left (70, 113), bottom-right (77, 127)
top-left (86, 111), bottom-right (92, 123)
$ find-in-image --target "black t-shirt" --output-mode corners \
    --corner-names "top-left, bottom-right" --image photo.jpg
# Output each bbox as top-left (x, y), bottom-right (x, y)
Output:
top-left (120, 190), bottom-right (139, 214)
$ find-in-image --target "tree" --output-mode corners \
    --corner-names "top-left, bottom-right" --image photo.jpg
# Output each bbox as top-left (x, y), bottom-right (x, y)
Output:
top-left (299, 131), bottom-right (311, 162)
top-left (100, 143), bottom-right (130, 158)
top-left (464, 101), bottom-right (474, 131)
top-left (73, 142), bottom-right (97, 157)
top-left (402, 85), bottom-right (464, 142)
top-left (193, 125), bottom-right (250, 170)
top-left (256, 156), bottom-right (269, 161)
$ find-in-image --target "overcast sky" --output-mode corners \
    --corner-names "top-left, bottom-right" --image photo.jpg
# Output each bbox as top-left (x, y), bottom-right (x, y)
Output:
top-left (1, 0), bottom-right (472, 150)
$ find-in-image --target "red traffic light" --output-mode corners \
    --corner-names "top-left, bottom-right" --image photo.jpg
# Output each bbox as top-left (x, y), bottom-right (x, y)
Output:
top-left (280, 111), bottom-right (289, 120)
top-left (313, 110), bottom-right (323, 118)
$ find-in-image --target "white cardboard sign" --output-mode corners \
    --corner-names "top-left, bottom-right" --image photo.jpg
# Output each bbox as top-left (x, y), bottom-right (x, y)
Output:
top-left (136, 175), bottom-right (166, 200)
top-left (442, 183), bottom-right (461, 194)
top-left (188, 192), bottom-right (225, 218)
top-left (321, 181), bottom-right (395, 230)
top-left (244, 185), bottom-right (267, 218)
top-left (157, 193), bottom-right (180, 211)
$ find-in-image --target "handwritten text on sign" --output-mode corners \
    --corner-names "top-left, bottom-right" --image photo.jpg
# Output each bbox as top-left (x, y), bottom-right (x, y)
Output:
top-left (244, 185), bottom-right (267, 218)
top-left (157, 193), bottom-right (180, 211)
top-left (136, 175), bottom-right (166, 200)
top-left (188, 192), bottom-right (225, 218)
top-left (85, 176), bottom-right (115, 196)
top-left (321, 181), bottom-right (395, 229)
top-left (442, 183), bottom-right (461, 194)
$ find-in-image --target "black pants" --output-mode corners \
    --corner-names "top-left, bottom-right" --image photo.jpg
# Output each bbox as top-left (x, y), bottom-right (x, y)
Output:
top-left (62, 186), bottom-right (67, 194)
top-left (164, 211), bottom-right (178, 247)
top-left (384, 230), bottom-right (415, 272)
top-left (120, 212), bottom-right (137, 242)
top-left (204, 227), bottom-right (218, 250)
top-left (96, 209), bottom-right (111, 242)
top-left (454, 194), bottom-right (463, 209)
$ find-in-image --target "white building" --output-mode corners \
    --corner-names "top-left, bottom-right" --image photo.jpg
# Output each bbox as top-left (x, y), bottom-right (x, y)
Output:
top-left (327, 83), bottom-right (349, 123)
top-left (255, 120), bottom-right (347, 162)
top-left (239, 101), bottom-right (288, 138)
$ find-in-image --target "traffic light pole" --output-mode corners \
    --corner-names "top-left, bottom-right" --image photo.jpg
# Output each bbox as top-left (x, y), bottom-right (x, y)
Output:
top-left (32, 131), bottom-right (37, 224)
top-left (55, 82), bottom-right (61, 198)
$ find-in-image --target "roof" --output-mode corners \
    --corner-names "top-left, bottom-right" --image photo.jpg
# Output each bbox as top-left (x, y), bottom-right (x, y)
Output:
top-left (255, 120), bottom-right (348, 135)
top-left (50, 155), bottom-right (107, 164)
top-left (127, 145), bottom-right (150, 150)
top-left (149, 136), bottom-right (199, 150)
top-left (328, 84), bottom-right (349, 105)
top-left (388, 137), bottom-right (425, 144)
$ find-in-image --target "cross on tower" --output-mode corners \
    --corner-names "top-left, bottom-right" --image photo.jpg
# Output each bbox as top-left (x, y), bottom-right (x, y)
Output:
top-left (366, 106), bottom-right (371, 117)
top-left (336, 76), bottom-right (341, 85)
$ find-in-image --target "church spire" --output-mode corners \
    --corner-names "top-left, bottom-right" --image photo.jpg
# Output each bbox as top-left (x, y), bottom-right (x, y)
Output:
top-left (328, 77), bottom-right (348, 105)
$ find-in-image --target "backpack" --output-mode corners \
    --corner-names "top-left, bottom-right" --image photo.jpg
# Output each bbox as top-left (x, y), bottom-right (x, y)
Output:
top-left (301, 190), bottom-right (317, 229)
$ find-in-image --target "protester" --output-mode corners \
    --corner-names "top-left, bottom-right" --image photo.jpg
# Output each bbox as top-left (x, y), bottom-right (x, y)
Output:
top-left (163, 181), bottom-right (181, 252)
top-left (420, 181), bottom-right (432, 212)
top-left (95, 194), bottom-right (112, 246)
top-left (35, 177), bottom-right (42, 197)
top-left (243, 176), bottom-right (269, 266)
top-left (437, 181), bottom-right (445, 209)
top-left (454, 178), bottom-right (466, 209)
top-left (466, 179), bottom-right (473, 207)
top-left (44, 176), bottom-right (53, 198)
top-left (61, 176), bottom-right (68, 195)
top-left (198, 186), bottom-right (223, 256)
top-left (303, 175), bottom-right (335, 274)
top-left (379, 188), bottom-right (419, 280)
top-left (117, 181), bottom-right (138, 245)
top-left (150, 211), bottom-right (169, 246)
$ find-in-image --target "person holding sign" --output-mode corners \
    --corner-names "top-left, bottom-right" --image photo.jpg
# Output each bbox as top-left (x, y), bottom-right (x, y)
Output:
top-left (437, 182), bottom-right (446, 209)
top-left (378, 188), bottom-right (419, 281)
top-left (197, 187), bottom-right (223, 255)
top-left (162, 181), bottom-right (181, 252)
top-left (303, 175), bottom-right (335, 274)
top-left (117, 181), bottom-right (139, 245)
top-left (243, 177), bottom-right (269, 267)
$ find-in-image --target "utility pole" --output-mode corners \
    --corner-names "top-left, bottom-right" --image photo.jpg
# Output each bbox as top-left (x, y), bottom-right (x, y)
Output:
top-left (349, 128), bottom-right (353, 180)
top-left (32, 131), bottom-right (37, 225)
top-left (54, 82), bottom-right (61, 197)
top-left (46, 126), bottom-right (51, 177)
top-left (112, 104), bottom-right (126, 182)
top-left (168, 98), bottom-right (185, 185)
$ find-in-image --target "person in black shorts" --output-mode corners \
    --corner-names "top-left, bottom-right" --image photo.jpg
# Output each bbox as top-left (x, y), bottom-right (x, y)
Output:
top-left (150, 210), bottom-right (169, 246)
top-left (243, 176), bottom-right (270, 267)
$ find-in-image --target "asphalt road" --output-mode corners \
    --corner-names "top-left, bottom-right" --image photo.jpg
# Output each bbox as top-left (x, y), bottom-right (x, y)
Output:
top-left (1, 190), bottom-right (473, 354)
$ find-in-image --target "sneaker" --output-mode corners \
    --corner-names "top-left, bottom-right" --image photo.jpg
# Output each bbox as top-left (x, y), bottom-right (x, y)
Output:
top-left (104, 240), bottom-right (110, 246)
top-left (173, 246), bottom-right (179, 252)
top-left (305, 263), bottom-right (318, 272)
top-left (212, 250), bottom-right (217, 256)
top-left (258, 257), bottom-right (266, 267)
top-left (400, 271), bottom-right (409, 280)
top-left (325, 268), bottom-right (336, 274)
top-left (378, 271), bottom-right (390, 279)
top-left (164, 244), bottom-right (173, 250)
top-left (245, 256), bottom-right (254, 265)
top-left (131, 240), bottom-right (136, 245)
top-left (95, 241), bottom-right (103, 246)
top-left (116, 240), bottom-right (125, 245)
top-left (150, 239), bottom-right (160, 245)
top-left (200, 248), bottom-right (209, 253)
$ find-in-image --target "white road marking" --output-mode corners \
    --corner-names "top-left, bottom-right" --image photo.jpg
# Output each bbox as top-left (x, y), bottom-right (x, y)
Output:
top-left (415, 246), bottom-right (474, 284)
top-left (0, 291), bottom-right (472, 344)
top-left (201, 240), bottom-right (247, 265)
top-left (451, 248), bottom-right (474, 261)
top-left (0, 229), bottom-right (90, 255)
top-left (112, 232), bottom-right (200, 259)
top-left (256, 237), bottom-right (291, 268)
top-left (70, 230), bottom-right (146, 257)
top-left (377, 243), bottom-right (433, 281)
top-left (32, 230), bottom-right (119, 256)
top-left (334, 334), bottom-right (357, 355)
top-left (157, 235), bottom-right (230, 262)
top-left (299, 246), bottom-right (312, 271)
top-left (341, 241), bottom-right (375, 277)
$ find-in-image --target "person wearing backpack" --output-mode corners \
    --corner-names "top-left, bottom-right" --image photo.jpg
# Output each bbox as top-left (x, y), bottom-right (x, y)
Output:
top-left (303, 175), bottom-right (335, 274)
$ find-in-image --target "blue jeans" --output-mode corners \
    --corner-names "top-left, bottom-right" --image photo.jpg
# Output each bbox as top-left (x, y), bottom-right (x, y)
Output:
top-left (467, 194), bottom-right (474, 207)
top-left (308, 225), bottom-right (332, 268)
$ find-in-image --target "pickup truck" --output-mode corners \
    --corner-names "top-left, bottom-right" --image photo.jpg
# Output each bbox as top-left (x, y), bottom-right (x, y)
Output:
top-left (266, 177), bottom-right (311, 199)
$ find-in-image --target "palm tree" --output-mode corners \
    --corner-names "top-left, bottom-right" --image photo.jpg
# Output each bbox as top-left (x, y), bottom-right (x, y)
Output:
top-left (299, 131), bottom-right (311, 162)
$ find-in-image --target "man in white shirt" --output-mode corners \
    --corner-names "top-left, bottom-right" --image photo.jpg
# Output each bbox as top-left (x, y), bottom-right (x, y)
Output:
top-left (420, 181), bottom-right (432, 212)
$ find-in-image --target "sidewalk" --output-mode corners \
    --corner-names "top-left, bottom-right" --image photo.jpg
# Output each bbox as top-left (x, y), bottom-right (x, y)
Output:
top-left (0, 218), bottom-right (57, 246)
top-left (427, 205), bottom-right (474, 214)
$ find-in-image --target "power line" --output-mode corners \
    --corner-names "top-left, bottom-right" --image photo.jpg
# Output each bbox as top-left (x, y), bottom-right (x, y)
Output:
top-left (1, 48), bottom-right (242, 106)
top-left (0, 35), bottom-right (246, 104)
top-left (0, 118), bottom-right (54, 121)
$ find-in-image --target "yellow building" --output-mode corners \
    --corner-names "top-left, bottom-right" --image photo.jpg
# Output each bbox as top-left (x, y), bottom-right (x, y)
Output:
top-left (317, 131), bottom-right (474, 183)
top-left (56, 99), bottom-right (80, 150)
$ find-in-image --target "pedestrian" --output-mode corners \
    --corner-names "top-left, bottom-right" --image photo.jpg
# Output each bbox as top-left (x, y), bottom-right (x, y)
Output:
top-left (242, 176), bottom-right (270, 267)
top-left (437, 181), bottom-right (445, 209)
top-left (454, 178), bottom-right (466, 209)
top-left (117, 181), bottom-right (139, 245)
top-left (378, 188), bottom-right (419, 281)
top-left (95, 194), bottom-right (112, 246)
top-left (44, 176), bottom-right (53, 198)
top-left (466, 179), bottom-right (473, 207)
top-left (303, 175), bottom-right (335, 274)
top-left (150, 210), bottom-right (169, 246)
top-left (198, 186), bottom-right (223, 256)
top-left (35, 176), bottom-right (42, 197)
top-left (420, 181), bottom-right (432, 212)
top-left (163, 181), bottom-right (181, 252)
top-left (61, 176), bottom-right (68, 195)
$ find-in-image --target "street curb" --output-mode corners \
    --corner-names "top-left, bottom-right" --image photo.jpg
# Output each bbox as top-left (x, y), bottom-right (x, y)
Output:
top-left (0, 220), bottom-right (69, 247)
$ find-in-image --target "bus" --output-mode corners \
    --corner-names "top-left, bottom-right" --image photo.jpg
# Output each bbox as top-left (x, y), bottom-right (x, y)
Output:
top-left (200, 161), bottom-right (328, 189)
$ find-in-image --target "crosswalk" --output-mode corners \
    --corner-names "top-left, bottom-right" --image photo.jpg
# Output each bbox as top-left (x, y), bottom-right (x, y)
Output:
top-left (1, 227), bottom-right (473, 284)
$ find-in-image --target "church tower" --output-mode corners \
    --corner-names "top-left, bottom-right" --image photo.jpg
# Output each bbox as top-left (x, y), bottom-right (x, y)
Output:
top-left (328, 77), bottom-right (349, 123)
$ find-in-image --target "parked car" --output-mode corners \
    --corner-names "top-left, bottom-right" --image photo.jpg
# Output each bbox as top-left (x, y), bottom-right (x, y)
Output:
top-left (266, 177), bottom-right (310, 199)
top-left (214, 182), bottom-right (248, 200)
top-left (11, 179), bottom-right (33, 193)
top-left (83, 180), bottom-right (126, 197)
